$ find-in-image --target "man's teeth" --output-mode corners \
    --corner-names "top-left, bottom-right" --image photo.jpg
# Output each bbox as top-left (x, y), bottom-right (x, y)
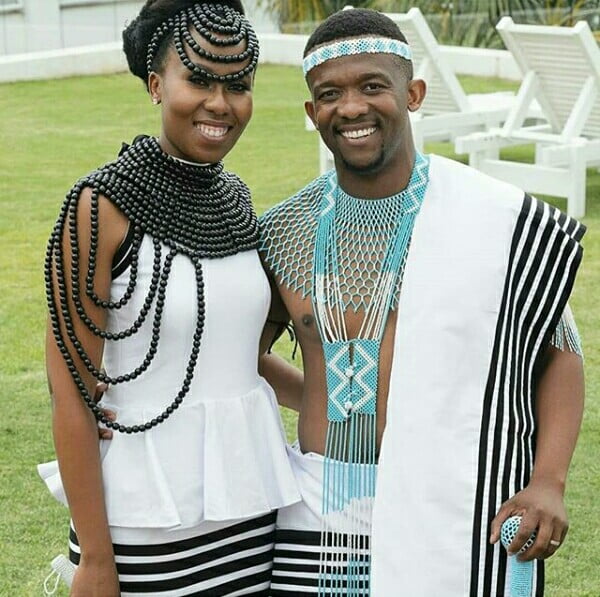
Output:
top-left (196, 124), bottom-right (228, 137)
top-left (341, 127), bottom-right (376, 139)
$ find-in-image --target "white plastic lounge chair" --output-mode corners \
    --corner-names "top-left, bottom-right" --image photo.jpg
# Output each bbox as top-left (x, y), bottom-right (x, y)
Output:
top-left (308, 7), bottom-right (523, 173)
top-left (456, 17), bottom-right (600, 218)
top-left (388, 8), bottom-right (522, 150)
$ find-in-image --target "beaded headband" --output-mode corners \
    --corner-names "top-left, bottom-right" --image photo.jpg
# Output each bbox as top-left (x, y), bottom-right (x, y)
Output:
top-left (146, 2), bottom-right (259, 82)
top-left (303, 36), bottom-right (411, 76)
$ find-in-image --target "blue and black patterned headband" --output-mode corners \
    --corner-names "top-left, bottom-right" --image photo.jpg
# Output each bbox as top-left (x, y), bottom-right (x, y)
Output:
top-left (303, 36), bottom-right (412, 77)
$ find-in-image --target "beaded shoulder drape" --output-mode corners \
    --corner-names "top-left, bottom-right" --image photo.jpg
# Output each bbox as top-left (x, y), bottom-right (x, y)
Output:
top-left (45, 135), bottom-right (259, 434)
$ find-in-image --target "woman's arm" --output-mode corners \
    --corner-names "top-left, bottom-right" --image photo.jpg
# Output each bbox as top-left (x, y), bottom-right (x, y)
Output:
top-left (259, 351), bottom-right (304, 412)
top-left (47, 187), bottom-right (127, 595)
top-left (258, 279), bottom-right (303, 412)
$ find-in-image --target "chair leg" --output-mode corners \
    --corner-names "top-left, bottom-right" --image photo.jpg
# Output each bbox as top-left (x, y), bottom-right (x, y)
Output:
top-left (567, 147), bottom-right (586, 219)
top-left (319, 139), bottom-right (333, 175)
top-left (484, 146), bottom-right (500, 160)
top-left (412, 121), bottom-right (424, 153)
top-left (535, 143), bottom-right (545, 164)
top-left (469, 148), bottom-right (484, 170)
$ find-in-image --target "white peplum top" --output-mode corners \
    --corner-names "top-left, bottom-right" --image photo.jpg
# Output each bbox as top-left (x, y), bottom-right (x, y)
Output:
top-left (39, 234), bottom-right (300, 529)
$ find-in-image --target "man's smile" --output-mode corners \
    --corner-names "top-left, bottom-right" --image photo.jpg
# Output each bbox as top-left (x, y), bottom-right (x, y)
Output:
top-left (340, 126), bottom-right (377, 140)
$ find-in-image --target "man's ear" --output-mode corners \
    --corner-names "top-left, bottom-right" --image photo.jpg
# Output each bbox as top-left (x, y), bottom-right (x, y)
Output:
top-left (407, 78), bottom-right (426, 112)
top-left (148, 71), bottom-right (162, 105)
top-left (305, 100), bottom-right (318, 129)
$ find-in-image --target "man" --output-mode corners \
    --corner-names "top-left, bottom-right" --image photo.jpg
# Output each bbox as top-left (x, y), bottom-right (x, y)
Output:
top-left (258, 8), bottom-right (585, 596)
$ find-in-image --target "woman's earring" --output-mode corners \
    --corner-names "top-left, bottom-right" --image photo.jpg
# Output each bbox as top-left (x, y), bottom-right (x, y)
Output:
top-left (152, 97), bottom-right (160, 105)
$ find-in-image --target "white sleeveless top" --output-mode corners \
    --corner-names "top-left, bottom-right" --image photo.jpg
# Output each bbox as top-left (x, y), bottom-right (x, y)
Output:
top-left (39, 235), bottom-right (300, 530)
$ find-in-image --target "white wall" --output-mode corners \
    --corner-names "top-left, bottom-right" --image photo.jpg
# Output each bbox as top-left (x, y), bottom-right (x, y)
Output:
top-left (0, 33), bottom-right (523, 84)
top-left (0, 0), bottom-right (278, 56)
top-left (0, 1), bottom-right (145, 55)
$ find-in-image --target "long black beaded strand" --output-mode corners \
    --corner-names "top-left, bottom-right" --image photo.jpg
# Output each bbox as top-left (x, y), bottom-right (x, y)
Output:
top-left (55, 202), bottom-right (167, 386)
top-left (69, 189), bottom-right (162, 342)
top-left (85, 196), bottom-right (143, 310)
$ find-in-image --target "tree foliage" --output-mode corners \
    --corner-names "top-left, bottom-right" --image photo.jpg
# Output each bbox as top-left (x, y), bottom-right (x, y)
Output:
top-left (256, 0), bottom-right (600, 46)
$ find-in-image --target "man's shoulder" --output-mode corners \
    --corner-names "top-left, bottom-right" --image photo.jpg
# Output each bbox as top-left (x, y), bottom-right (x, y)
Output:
top-left (257, 174), bottom-right (328, 286)
top-left (259, 174), bottom-right (327, 229)
top-left (427, 153), bottom-right (525, 212)
top-left (426, 154), bottom-right (584, 242)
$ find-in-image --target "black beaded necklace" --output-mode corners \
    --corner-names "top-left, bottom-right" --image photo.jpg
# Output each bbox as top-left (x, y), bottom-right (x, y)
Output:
top-left (45, 135), bottom-right (259, 434)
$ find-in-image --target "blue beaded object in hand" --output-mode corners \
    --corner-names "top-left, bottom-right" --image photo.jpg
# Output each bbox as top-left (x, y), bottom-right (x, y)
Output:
top-left (501, 516), bottom-right (537, 597)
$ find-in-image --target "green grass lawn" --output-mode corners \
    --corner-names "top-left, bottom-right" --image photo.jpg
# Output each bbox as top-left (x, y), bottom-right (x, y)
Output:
top-left (0, 66), bottom-right (598, 595)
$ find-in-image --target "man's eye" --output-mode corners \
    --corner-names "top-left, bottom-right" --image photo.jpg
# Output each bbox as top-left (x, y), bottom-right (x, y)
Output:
top-left (364, 83), bottom-right (382, 91)
top-left (318, 90), bottom-right (337, 100)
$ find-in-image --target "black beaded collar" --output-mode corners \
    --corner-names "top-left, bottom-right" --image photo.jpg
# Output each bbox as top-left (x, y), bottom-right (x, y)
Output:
top-left (45, 135), bottom-right (258, 434)
top-left (83, 135), bottom-right (259, 257)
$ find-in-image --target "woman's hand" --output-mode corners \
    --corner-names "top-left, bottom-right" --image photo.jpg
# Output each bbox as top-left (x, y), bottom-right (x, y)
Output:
top-left (93, 382), bottom-right (116, 440)
top-left (71, 556), bottom-right (120, 596)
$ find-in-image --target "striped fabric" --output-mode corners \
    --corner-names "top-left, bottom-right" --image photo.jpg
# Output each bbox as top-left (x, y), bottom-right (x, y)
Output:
top-left (111, 222), bottom-right (136, 279)
top-left (470, 195), bottom-right (585, 596)
top-left (68, 513), bottom-right (276, 596)
top-left (270, 530), bottom-right (370, 595)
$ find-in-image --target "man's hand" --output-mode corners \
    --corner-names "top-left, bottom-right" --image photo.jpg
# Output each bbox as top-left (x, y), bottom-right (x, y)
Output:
top-left (489, 478), bottom-right (568, 560)
top-left (93, 382), bottom-right (116, 440)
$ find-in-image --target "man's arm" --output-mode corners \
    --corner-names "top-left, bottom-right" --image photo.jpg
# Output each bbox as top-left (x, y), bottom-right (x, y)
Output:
top-left (258, 276), bottom-right (304, 412)
top-left (490, 345), bottom-right (584, 560)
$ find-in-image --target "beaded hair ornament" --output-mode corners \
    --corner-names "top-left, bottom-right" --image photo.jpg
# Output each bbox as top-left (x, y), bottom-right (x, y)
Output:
top-left (146, 2), bottom-right (259, 82)
top-left (303, 36), bottom-right (412, 76)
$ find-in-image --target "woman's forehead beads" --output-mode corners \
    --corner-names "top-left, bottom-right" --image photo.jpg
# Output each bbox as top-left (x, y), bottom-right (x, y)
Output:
top-left (146, 2), bottom-right (259, 82)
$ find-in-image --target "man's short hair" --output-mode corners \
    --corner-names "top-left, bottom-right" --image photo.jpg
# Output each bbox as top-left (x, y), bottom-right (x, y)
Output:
top-left (303, 8), bottom-right (413, 80)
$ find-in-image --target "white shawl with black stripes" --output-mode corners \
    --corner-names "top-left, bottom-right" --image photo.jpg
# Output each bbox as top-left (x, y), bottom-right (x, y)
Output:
top-left (371, 155), bottom-right (585, 597)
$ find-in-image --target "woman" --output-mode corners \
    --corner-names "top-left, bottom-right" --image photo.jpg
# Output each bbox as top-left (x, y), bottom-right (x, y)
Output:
top-left (39, 1), bottom-right (299, 594)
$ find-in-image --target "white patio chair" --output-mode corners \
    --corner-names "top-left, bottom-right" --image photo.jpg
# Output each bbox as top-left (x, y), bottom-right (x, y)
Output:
top-left (388, 8), bottom-right (524, 150)
top-left (309, 7), bottom-right (525, 173)
top-left (456, 17), bottom-right (600, 218)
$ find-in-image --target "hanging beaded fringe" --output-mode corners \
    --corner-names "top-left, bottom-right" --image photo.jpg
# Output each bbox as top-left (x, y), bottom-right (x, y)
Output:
top-left (45, 136), bottom-right (258, 434)
top-left (319, 414), bottom-right (376, 596)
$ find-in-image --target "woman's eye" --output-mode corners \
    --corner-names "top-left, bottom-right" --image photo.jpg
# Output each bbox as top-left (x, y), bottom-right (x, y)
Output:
top-left (190, 77), bottom-right (209, 87)
top-left (229, 83), bottom-right (250, 93)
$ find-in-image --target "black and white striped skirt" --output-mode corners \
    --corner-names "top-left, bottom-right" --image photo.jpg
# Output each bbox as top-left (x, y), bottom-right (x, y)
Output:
top-left (270, 445), bottom-right (372, 595)
top-left (270, 529), bottom-right (370, 596)
top-left (68, 512), bottom-right (276, 595)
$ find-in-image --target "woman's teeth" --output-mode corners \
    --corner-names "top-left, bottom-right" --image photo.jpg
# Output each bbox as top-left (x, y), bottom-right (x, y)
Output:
top-left (196, 123), bottom-right (228, 138)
